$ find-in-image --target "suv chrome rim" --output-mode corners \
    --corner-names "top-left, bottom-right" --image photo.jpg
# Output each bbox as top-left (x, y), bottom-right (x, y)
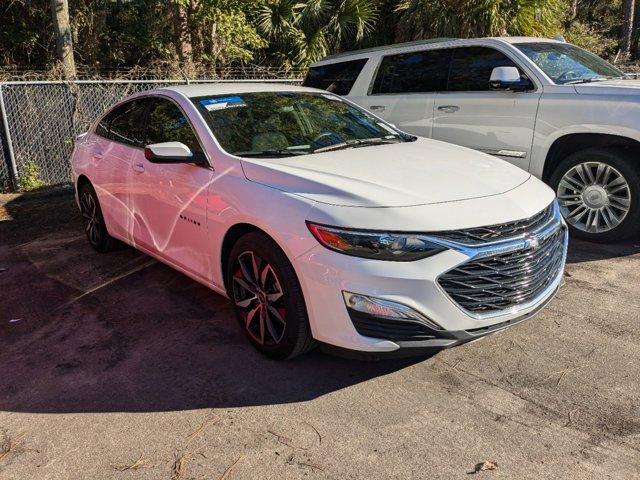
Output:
top-left (232, 251), bottom-right (286, 345)
top-left (80, 191), bottom-right (101, 245)
top-left (557, 161), bottom-right (631, 233)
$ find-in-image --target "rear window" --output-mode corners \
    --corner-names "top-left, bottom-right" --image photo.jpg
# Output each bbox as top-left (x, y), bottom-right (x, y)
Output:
top-left (372, 49), bottom-right (451, 94)
top-left (302, 58), bottom-right (368, 95)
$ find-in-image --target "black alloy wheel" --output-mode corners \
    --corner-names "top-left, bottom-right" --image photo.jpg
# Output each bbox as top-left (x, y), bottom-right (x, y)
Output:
top-left (227, 232), bottom-right (314, 359)
top-left (79, 183), bottom-right (118, 252)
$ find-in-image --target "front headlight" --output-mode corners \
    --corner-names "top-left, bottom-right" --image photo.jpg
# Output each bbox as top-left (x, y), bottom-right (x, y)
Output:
top-left (306, 222), bottom-right (446, 261)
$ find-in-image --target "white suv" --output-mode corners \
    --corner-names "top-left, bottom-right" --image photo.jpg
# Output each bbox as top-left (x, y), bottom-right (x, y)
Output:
top-left (305, 37), bottom-right (640, 242)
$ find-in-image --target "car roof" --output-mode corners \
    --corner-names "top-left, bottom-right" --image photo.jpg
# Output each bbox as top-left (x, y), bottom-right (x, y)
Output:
top-left (163, 82), bottom-right (316, 98)
top-left (312, 37), bottom-right (563, 64)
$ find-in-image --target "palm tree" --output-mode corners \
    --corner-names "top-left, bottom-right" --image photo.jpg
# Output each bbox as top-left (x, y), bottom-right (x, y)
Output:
top-left (395, 0), bottom-right (564, 42)
top-left (256, 0), bottom-right (378, 69)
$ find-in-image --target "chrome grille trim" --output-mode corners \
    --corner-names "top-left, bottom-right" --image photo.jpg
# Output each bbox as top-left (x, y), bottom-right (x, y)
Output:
top-left (434, 202), bottom-right (568, 320)
top-left (431, 203), bottom-right (555, 246)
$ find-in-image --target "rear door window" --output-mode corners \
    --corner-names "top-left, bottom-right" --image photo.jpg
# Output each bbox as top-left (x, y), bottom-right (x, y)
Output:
top-left (372, 49), bottom-right (452, 94)
top-left (303, 58), bottom-right (368, 95)
top-left (95, 100), bottom-right (147, 148)
top-left (447, 47), bottom-right (519, 91)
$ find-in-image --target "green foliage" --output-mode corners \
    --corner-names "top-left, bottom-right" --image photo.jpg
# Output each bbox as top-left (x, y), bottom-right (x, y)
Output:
top-left (564, 21), bottom-right (619, 58)
top-left (17, 160), bottom-right (44, 192)
top-left (255, 0), bottom-right (378, 69)
top-left (0, 0), bottom-right (637, 73)
top-left (195, 2), bottom-right (267, 65)
top-left (395, 0), bottom-right (565, 41)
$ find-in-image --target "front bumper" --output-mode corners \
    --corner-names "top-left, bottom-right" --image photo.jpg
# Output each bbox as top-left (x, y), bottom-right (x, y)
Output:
top-left (294, 208), bottom-right (567, 353)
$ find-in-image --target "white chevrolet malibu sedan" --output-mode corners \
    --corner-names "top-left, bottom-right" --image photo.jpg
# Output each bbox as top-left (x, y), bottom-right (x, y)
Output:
top-left (71, 83), bottom-right (567, 359)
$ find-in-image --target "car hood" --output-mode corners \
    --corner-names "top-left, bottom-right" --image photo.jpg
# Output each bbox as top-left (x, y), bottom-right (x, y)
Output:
top-left (240, 138), bottom-right (530, 207)
top-left (573, 78), bottom-right (640, 96)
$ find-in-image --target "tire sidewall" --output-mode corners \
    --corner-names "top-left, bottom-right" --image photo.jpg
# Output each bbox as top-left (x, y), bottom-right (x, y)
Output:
top-left (550, 148), bottom-right (640, 242)
top-left (226, 232), bottom-right (311, 359)
top-left (79, 183), bottom-right (112, 252)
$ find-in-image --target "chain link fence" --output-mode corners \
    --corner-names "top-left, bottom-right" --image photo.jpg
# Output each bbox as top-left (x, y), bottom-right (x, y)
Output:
top-left (0, 76), bottom-right (302, 192)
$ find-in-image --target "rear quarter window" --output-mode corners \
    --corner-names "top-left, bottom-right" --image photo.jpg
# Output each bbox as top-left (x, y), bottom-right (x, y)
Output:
top-left (302, 58), bottom-right (368, 95)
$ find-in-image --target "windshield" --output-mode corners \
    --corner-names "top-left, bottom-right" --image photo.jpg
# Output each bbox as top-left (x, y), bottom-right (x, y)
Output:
top-left (515, 42), bottom-right (625, 85)
top-left (192, 91), bottom-right (409, 157)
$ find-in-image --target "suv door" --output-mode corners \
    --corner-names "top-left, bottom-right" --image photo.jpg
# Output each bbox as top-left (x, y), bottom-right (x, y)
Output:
top-left (90, 99), bottom-right (147, 240)
top-left (360, 49), bottom-right (450, 137)
top-left (128, 96), bottom-right (213, 281)
top-left (432, 46), bottom-right (541, 171)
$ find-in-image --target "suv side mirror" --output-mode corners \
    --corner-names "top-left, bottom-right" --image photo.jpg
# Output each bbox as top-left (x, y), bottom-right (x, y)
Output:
top-left (144, 142), bottom-right (207, 165)
top-left (489, 66), bottom-right (532, 92)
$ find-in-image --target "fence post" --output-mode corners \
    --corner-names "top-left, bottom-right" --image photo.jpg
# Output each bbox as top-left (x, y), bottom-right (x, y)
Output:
top-left (0, 84), bottom-right (18, 191)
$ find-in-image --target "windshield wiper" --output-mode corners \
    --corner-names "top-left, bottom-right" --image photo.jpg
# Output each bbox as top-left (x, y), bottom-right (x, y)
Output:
top-left (313, 137), bottom-right (401, 153)
top-left (565, 76), bottom-right (611, 85)
top-left (235, 149), bottom-right (309, 158)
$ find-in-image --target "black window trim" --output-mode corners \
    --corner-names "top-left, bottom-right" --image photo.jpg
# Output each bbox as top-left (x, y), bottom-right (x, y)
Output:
top-left (93, 94), bottom-right (212, 167)
top-left (367, 44), bottom-right (539, 96)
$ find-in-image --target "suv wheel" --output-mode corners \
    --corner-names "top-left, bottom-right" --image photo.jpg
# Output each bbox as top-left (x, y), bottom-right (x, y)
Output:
top-left (550, 148), bottom-right (640, 242)
top-left (79, 183), bottom-right (119, 252)
top-left (227, 232), bottom-right (315, 359)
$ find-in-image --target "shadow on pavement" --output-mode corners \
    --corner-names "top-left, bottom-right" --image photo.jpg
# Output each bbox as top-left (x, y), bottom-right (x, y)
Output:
top-left (0, 192), bottom-right (425, 414)
top-left (1, 191), bottom-right (637, 414)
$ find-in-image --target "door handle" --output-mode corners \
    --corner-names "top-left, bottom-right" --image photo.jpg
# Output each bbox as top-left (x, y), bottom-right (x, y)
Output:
top-left (437, 105), bottom-right (460, 113)
top-left (370, 105), bottom-right (386, 112)
top-left (93, 150), bottom-right (104, 160)
top-left (132, 162), bottom-right (145, 173)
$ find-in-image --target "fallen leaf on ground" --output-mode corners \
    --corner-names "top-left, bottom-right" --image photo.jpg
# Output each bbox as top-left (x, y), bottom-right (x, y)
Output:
top-left (468, 460), bottom-right (498, 474)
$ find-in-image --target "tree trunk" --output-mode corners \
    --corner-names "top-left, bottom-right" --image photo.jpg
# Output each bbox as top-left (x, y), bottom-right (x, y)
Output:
top-left (189, 0), bottom-right (203, 64)
top-left (565, 0), bottom-right (579, 28)
top-left (621, 0), bottom-right (635, 58)
top-left (633, 0), bottom-right (640, 59)
top-left (173, 1), bottom-right (194, 75)
top-left (50, 0), bottom-right (76, 79)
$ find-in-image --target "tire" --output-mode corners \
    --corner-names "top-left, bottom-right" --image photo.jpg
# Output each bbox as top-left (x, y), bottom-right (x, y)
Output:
top-left (550, 147), bottom-right (640, 243)
top-left (226, 231), bottom-right (315, 359)
top-left (78, 183), bottom-right (119, 253)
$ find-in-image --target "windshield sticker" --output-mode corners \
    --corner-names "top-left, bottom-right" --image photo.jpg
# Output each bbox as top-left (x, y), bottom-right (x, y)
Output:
top-left (200, 96), bottom-right (246, 111)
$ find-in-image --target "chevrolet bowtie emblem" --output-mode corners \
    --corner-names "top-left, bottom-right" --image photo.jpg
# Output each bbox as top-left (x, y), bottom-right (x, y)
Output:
top-left (524, 235), bottom-right (540, 250)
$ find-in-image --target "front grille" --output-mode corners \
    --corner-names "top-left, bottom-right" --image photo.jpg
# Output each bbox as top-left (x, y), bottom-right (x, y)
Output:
top-left (432, 203), bottom-right (555, 245)
top-left (438, 227), bottom-right (566, 315)
top-left (349, 311), bottom-right (437, 341)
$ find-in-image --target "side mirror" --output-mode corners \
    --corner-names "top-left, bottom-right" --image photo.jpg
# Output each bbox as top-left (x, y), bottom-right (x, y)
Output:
top-left (489, 66), bottom-right (532, 91)
top-left (144, 142), bottom-right (207, 165)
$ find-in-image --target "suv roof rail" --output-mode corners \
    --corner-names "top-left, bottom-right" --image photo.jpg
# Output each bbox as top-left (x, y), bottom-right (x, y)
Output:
top-left (317, 38), bottom-right (458, 62)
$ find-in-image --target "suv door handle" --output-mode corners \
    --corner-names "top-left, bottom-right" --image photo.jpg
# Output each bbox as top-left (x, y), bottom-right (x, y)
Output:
top-left (132, 162), bottom-right (145, 173)
top-left (437, 105), bottom-right (460, 113)
top-left (370, 105), bottom-right (386, 112)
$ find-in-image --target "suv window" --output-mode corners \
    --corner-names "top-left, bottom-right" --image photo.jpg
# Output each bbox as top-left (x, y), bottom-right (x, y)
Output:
top-left (96, 100), bottom-right (147, 147)
top-left (447, 47), bottom-right (520, 91)
top-left (303, 58), bottom-right (368, 95)
top-left (145, 98), bottom-right (203, 154)
top-left (372, 49), bottom-right (451, 94)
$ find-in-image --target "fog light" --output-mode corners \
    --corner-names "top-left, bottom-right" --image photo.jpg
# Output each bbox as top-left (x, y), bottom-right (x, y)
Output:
top-left (343, 291), bottom-right (442, 330)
